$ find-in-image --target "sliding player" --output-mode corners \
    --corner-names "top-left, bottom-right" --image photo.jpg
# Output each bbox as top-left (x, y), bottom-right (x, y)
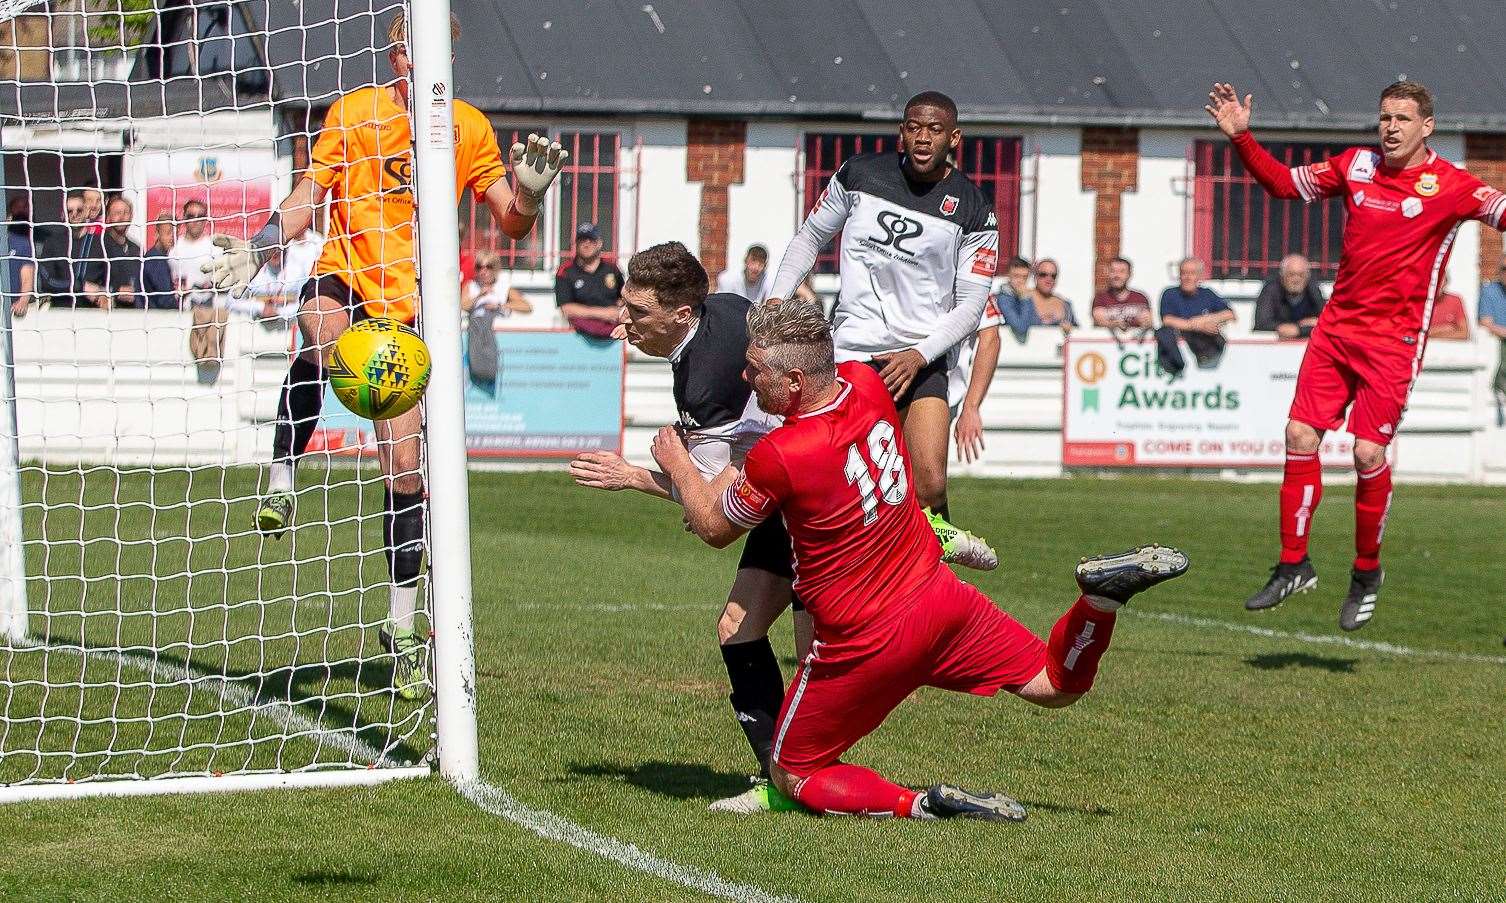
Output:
top-left (768, 91), bottom-right (997, 571)
top-left (212, 12), bottom-right (565, 698)
top-left (1207, 80), bottom-right (1506, 630)
top-left (653, 299), bottom-right (1187, 821)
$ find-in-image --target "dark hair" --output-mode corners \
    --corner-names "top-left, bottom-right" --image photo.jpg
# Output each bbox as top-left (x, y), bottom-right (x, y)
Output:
top-left (904, 91), bottom-right (958, 123)
top-left (1006, 256), bottom-right (1031, 272)
top-left (1380, 80), bottom-right (1434, 119)
top-left (627, 241), bottom-right (709, 312)
top-left (181, 199), bottom-right (207, 216)
top-left (1109, 256), bottom-right (1132, 271)
top-left (745, 244), bottom-right (769, 264)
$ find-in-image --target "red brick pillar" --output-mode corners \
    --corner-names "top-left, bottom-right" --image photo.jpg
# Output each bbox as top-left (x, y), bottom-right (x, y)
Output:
top-left (1466, 134), bottom-right (1506, 280)
top-left (1080, 127), bottom-right (1140, 290)
top-left (686, 119), bottom-right (747, 286)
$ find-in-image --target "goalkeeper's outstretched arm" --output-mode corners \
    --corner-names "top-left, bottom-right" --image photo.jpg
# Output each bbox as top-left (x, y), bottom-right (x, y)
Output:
top-left (488, 134), bottom-right (569, 240)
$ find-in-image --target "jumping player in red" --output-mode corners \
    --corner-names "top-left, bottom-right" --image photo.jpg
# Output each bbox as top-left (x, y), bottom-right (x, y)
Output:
top-left (651, 299), bottom-right (1187, 821)
top-left (1208, 81), bottom-right (1506, 631)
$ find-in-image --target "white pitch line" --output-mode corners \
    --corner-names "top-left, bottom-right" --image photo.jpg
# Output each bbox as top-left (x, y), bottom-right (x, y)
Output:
top-left (1128, 610), bottom-right (1506, 665)
top-left (458, 779), bottom-right (806, 903)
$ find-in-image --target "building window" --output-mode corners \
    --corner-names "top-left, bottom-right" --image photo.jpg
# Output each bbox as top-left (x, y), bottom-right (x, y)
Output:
top-left (801, 132), bottom-right (1023, 274)
top-left (460, 130), bottom-right (621, 271)
top-left (1192, 139), bottom-right (1350, 280)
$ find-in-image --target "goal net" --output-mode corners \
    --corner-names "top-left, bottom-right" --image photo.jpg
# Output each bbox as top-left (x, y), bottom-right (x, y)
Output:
top-left (0, 0), bottom-right (473, 799)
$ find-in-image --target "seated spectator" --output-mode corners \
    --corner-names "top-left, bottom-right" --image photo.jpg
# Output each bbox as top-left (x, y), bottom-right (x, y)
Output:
top-left (81, 187), bottom-right (105, 235)
top-left (990, 256), bottom-right (1031, 341)
top-left (37, 191), bottom-right (107, 307)
top-left (168, 200), bottom-right (228, 381)
top-left (100, 196), bottom-right (142, 308)
top-left (140, 218), bottom-right (178, 310)
top-left (1091, 256), bottom-right (1153, 333)
top-left (1479, 255), bottom-right (1506, 425)
top-left (1253, 253), bottom-right (1325, 339)
top-left (1157, 257), bottom-right (1234, 373)
top-left (5, 194), bottom-right (36, 318)
top-left (1428, 272), bottom-right (1470, 341)
top-left (555, 223), bottom-right (624, 339)
top-left (999, 257), bottom-right (1076, 341)
top-left (717, 244), bottom-right (775, 303)
top-left (462, 249), bottom-right (532, 321)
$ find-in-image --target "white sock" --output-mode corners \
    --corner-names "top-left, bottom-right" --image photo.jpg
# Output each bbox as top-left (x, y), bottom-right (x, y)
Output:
top-left (390, 586), bottom-right (418, 633)
top-left (910, 792), bottom-right (934, 820)
top-left (269, 462), bottom-right (294, 493)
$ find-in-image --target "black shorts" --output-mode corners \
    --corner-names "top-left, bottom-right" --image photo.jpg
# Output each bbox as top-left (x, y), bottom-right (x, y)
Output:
top-left (738, 517), bottom-right (804, 611)
top-left (299, 274), bottom-right (373, 323)
top-left (864, 356), bottom-right (949, 410)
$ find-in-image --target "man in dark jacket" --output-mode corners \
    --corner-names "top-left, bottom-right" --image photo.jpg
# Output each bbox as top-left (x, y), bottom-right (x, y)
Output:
top-left (1252, 253), bottom-right (1326, 339)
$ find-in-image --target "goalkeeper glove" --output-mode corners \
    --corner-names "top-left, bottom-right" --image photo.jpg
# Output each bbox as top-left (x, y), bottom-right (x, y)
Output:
top-left (203, 213), bottom-right (281, 296)
top-left (508, 134), bottom-right (568, 213)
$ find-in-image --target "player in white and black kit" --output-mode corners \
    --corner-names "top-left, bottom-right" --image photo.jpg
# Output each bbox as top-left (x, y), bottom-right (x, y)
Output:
top-left (769, 91), bottom-right (998, 570)
top-left (570, 242), bottom-right (809, 815)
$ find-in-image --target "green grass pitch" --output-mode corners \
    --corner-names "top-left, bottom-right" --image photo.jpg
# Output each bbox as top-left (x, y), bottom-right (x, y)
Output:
top-left (1, 470), bottom-right (1503, 901)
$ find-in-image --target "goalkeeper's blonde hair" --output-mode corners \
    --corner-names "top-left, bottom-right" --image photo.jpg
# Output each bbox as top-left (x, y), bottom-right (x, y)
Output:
top-left (387, 11), bottom-right (461, 47)
top-left (746, 299), bottom-right (835, 379)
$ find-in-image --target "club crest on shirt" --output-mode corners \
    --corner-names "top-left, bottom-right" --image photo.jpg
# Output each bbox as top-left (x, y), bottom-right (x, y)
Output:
top-left (940, 194), bottom-right (959, 216)
top-left (604, 273), bottom-right (617, 289)
top-left (1401, 197), bottom-right (1423, 218)
top-left (1414, 172), bottom-right (1439, 197)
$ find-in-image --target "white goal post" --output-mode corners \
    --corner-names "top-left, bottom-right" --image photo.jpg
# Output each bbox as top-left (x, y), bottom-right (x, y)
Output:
top-left (0, 0), bottom-right (476, 800)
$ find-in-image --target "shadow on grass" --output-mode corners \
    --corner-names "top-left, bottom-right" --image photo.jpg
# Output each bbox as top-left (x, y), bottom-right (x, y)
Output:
top-left (1244, 652), bottom-right (1358, 673)
top-left (564, 760), bottom-right (750, 801)
top-left (291, 868), bottom-right (380, 887)
top-left (1019, 799), bottom-right (1115, 818)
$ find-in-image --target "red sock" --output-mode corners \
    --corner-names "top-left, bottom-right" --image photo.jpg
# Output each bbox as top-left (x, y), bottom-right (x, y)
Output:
top-left (1279, 451), bottom-right (1323, 564)
top-left (790, 763), bottom-right (918, 818)
top-left (1045, 595), bottom-right (1118, 694)
top-left (1353, 462), bottom-right (1392, 571)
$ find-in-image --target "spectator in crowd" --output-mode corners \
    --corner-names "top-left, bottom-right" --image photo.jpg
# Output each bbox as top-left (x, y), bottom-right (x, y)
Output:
top-left (1479, 255), bottom-right (1506, 426)
top-left (100, 196), bottom-right (142, 308)
top-left (999, 257), bottom-right (1076, 341)
top-left (37, 191), bottom-right (107, 307)
top-left (1157, 257), bottom-right (1234, 373)
top-left (462, 249), bottom-right (532, 320)
top-left (555, 222), bottom-right (624, 338)
top-left (229, 227), bottom-right (321, 326)
top-left (1428, 272), bottom-right (1470, 341)
top-left (716, 243), bottom-right (775, 303)
top-left (4, 195), bottom-right (36, 318)
top-left (140, 218), bottom-right (179, 310)
top-left (81, 186), bottom-right (104, 233)
top-left (992, 256), bottom-right (1032, 343)
top-left (168, 199), bottom-right (227, 381)
top-left (1252, 253), bottom-right (1325, 338)
top-left (1090, 256), bottom-right (1154, 335)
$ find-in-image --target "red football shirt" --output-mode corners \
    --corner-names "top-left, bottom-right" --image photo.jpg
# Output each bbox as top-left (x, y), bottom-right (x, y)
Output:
top-left (1285, 145), bottom-right (1505, 343)
top-left (721, 361), bottom-right (943, 663)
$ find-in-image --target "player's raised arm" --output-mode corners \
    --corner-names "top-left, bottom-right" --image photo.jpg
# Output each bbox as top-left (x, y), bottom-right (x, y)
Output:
top-left (484, 134), bottom-right (567, 240)
top-left (1206, 82), bottom-right (1329, 202)
top-left (768, 163), bottom-right (856, 302)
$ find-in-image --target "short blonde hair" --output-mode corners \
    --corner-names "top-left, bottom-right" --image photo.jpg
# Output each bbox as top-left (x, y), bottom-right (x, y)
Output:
top-left (387, 10), bottom-right (461, 48)
top-left (746, 299), bottom-right (834, 378)
top-left (473, 249), bottom-right (502, 271)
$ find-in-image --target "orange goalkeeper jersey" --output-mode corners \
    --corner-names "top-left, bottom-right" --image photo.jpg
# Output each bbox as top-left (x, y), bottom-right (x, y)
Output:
top-left (309, 85), bottom-right (504, 322)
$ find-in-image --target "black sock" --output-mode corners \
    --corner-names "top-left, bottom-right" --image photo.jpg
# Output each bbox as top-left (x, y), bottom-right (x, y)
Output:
top-left (273, 356), bottom-right (325, 463)
top-left (384, 488), bottom-right (425, 586)
top-left (720, 637), bottom-right (785, 778)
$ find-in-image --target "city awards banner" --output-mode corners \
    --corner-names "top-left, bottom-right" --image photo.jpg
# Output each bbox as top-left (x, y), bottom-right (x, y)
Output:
top-left (1061, 337), bottom-right (1355, 468)
top-left (311, 329), bottom-right (624, 459)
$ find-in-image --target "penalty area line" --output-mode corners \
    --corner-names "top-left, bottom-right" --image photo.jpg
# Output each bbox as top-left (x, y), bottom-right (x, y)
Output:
top-left (1128, 610), bottom-right (1506, 665)
top-left (456, 778), bottom-right (807, 903)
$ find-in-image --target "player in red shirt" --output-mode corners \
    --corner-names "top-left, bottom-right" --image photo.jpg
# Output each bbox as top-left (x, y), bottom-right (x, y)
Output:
top-left (651, 299), bottom-right (1187, 821)
top-left (1208, 80), bottom-right (1506, 631)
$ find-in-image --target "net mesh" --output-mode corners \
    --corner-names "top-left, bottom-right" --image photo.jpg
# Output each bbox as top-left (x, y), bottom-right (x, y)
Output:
top-left (0, 0), bottom-right (436, 788)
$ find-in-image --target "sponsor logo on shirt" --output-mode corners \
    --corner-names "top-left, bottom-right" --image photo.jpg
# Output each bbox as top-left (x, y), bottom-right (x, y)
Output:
top-left (1414, 172), bottom-right (1439, 196)
top-left (940, 194), bottom-right (959, 216)
top-left (868, 210), bottom-right (924, 255)
top-left (574, 279), bottom-right (585, 289)
top-left (1347, 152), bottom-right (1377, 184)
top-left (1311, 161), bottom-right (1331, 176)
top-left (734, 476), bottom-right (769, 511)
top-left (971, 247), bottom-right (997, 277)
top-left (382, 154), bottom-right (414, 196)
top-left (1401, 197), bottom-right (1423, 218)
top-left (1353, 190), bottom-right (1400, 213)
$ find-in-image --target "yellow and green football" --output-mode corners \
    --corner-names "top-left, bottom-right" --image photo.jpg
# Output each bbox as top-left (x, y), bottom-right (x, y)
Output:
top-left (325, 318), bottom-right (431, 421)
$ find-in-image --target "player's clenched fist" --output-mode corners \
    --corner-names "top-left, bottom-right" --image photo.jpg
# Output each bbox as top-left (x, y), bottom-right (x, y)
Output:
top-left (509, 133), bottom-right (568, 214)
top-left (649, 424), bottom-right (691, 471)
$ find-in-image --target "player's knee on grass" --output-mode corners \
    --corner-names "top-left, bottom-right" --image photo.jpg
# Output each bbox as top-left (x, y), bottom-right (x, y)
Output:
top-left (1353, 440), bottom-right (1387, 473)
top-left (1284, 419), bottom-right (1322, 454)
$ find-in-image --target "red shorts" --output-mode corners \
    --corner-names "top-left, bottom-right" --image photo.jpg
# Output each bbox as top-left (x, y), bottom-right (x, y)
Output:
top-left (770, 568), bottom-right (1046, 778)
top-left (1288, 328), bottom-right (1418, 446)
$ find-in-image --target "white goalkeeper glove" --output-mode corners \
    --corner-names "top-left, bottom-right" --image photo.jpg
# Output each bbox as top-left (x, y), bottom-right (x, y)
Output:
top-left (509, 133), bottom-right (568, 213)
top-left (203, 214), bottom-right (281, 297)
